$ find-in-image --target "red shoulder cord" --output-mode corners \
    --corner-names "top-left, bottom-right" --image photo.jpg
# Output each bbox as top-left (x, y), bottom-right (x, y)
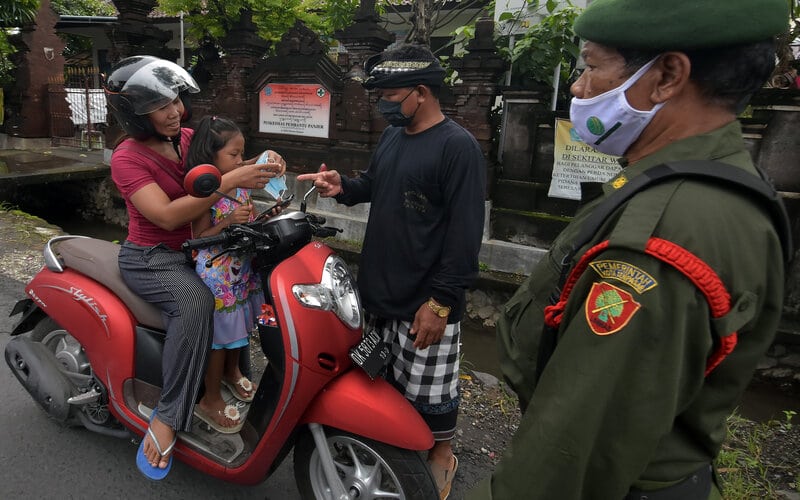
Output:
top-left (543, 237), bottom-right (735, 376)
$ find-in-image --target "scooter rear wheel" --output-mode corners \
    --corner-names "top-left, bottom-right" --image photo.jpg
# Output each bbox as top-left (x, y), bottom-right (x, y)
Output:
top-left (294, 427), bottom-right (438, 500)
top-left (31, 317), bottom-right (91, 375)
top-left (30, 317), bottom-right (112, 427)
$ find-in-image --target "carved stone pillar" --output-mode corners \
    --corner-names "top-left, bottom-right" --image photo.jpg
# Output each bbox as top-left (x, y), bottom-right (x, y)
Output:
top-left (107, 0), bottom-right (175, 61)
top-left (333, 1), bottom-right (396, 157)
top-left (448, 16), bottom-right (508, 195)
top-left (449, 16), bottom-right (507, 135)
top-left (335, 0), bottom-right (395, 73)
top-left (189, 11), bottom-right (268, 135)
top-left (3, 0), bottom-right (65, 138)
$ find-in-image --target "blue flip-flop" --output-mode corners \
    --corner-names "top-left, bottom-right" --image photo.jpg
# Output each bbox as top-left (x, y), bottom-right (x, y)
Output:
top-left (136, 409), bottom-right (177, 481)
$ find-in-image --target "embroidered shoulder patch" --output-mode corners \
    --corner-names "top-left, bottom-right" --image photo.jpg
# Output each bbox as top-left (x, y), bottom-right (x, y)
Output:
top-left (589, 260), bottom-right (657, 294)
top-left (585, 282), bottom-right (641, 335)
top-left (612, 175), bottom-right (628, 189)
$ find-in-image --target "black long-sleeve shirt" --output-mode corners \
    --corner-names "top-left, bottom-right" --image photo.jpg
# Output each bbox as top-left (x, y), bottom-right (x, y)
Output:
top-left (335, 118), bottom-right (486, 322)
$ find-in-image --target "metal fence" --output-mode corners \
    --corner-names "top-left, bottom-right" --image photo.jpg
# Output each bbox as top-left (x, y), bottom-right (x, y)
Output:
top-left (47, 66), bottom-right (106, 150)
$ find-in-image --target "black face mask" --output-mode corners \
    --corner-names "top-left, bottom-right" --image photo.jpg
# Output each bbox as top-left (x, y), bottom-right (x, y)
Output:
top-left (377, 88), bottom-right (419, 127)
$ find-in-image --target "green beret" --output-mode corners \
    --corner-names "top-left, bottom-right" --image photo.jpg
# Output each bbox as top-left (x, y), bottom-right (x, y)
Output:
top-left (574, 0), bottom-right (790, 50)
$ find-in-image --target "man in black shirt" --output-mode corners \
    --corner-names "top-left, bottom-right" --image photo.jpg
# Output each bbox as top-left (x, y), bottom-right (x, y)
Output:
top-left (298, 43), bottom-right (486, 499)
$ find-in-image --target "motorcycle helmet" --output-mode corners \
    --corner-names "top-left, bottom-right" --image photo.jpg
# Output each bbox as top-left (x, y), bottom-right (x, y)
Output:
top-left (105, 56), bottom-right (200, 140)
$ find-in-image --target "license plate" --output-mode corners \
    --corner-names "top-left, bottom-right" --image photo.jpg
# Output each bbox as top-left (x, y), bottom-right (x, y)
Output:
top-left (349, 327), bottom-right (390, 380)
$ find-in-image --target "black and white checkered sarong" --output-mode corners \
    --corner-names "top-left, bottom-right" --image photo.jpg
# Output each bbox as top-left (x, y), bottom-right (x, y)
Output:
top-left (375, 318), bottom-right (460, 407)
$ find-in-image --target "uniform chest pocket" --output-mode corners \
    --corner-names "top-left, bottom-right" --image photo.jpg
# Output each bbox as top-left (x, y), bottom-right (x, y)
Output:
top-left (546, 240), bottom-right (573, 277)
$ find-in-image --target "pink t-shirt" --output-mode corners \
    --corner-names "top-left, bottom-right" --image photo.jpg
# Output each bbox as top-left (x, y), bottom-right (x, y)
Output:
top-left (111, 128), bottom-right (195, 251)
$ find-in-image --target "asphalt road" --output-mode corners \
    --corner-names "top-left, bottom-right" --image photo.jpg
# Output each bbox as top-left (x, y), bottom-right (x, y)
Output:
top-left (0, 276), bottom-right (302, 500)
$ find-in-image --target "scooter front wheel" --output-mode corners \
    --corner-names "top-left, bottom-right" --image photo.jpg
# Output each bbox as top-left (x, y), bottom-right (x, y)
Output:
top-left (294, 427), bottom-right (438, 500)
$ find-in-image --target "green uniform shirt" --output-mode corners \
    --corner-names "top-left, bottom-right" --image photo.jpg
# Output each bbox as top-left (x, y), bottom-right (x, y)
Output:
top-left (470, 121), bottom-right (785, 499)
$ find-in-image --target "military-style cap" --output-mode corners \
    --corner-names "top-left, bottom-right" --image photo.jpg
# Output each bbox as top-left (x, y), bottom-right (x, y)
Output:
top-left (574, 0), bottom-right (790, 50)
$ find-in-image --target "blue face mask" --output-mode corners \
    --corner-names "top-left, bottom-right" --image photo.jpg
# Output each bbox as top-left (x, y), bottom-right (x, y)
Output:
top-left (377, 88), bottom-right (419, 127)
top-left (256, 150), bottom-right (288, 200)
top-left (263, 175), bottom-right (287, 201)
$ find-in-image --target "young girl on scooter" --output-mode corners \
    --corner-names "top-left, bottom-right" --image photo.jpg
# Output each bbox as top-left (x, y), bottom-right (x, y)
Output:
top-left (186, 115), bottom-right (269, 433)
top-left (106, 57), bottom-right (286, 479)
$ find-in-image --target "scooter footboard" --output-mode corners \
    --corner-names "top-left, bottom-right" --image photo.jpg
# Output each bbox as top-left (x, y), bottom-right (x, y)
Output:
top-left (300, 369), bottom-right (434, 451)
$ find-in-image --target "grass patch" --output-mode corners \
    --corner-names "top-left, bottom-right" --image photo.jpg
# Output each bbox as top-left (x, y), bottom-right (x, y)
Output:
top-left (717, 409), bottom-right (799, 499)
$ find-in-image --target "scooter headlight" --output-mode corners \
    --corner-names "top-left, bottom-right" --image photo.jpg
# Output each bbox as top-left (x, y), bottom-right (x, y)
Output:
top-left (292, 255), bottom-right (362, 329)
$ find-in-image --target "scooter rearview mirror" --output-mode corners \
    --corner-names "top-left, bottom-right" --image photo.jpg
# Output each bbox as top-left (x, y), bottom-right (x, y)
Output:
top-left (184, 163), bottom-right (221, 198)
top-left (301, 184), bottom-right (317, 212)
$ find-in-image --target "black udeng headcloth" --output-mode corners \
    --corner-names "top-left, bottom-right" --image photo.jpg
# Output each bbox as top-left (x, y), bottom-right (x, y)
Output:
top-left (361, 54), bottom-right (446, 90)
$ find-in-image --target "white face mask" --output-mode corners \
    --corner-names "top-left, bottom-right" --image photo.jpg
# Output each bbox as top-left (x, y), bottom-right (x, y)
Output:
top-left (569, 57), bottom-right (664, 157)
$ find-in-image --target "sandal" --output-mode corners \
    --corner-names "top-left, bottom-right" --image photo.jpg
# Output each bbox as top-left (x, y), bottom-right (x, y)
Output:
top-left (193, 403), bottom-right (244, 434)
top-left (221, 376), bottom-right (256, 402)
top-left (429, 455), bottom-right (458, 500)
top-left (136, 409), bottom-right (177, 481)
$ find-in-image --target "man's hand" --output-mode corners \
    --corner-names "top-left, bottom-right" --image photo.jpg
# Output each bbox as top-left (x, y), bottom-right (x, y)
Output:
top-left (410, 302), bottom-right (447, 349)
top-left (296, 169), bottom-right (343, 198)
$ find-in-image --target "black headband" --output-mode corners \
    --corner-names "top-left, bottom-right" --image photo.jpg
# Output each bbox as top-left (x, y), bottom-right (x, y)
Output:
top-left (361, 53), bottom-right (446, 90)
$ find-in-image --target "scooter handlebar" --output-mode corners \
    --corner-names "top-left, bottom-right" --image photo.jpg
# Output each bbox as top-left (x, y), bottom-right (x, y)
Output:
top-left (181, 213), bottom-right (340, 261)
top-left (182, 231), bottom-right (231, 253)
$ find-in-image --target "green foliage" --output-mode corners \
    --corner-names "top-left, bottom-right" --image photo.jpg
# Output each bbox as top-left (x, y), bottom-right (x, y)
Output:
top-left (716, 409), bottom-right (799, 498)
top-left (0, 0), bottom-right (40, 26)
top-left (0, 38), bottom-right (15, 86)
top-left (442, 23), bottom-right (476, 59)
top-left (160, 0), bottom-right (288, 46)
top-left (0, 0), bottom-right (40, 86)
top-left (157, 0), bottom-right (356, 49)
top-left (315, 0), bottom-right (362, 34)
top-left (784, 409), bottom-right (797, 429)
top-left (773, 0), bottom-right (800, 79)
top-left (494, 381), bottom-right (519, 417)
top-left (0, 0), bottom-right (115, 85)
top-left (438, 23), bottom-right (476, 85)
top-left (505, 0), bottom-right (581, 90)
top-left (52, 0), bottom-right (116, 61)
top-left (52, 0), bottom-right (116, 16)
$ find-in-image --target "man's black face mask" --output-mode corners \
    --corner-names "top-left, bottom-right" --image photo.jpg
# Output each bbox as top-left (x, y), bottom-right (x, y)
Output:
top-left (377, 88), bottom-right (419, 127)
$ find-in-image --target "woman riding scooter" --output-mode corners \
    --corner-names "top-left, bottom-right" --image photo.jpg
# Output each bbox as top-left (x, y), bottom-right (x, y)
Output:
top-left (104, 56), bottom-right (286, 479)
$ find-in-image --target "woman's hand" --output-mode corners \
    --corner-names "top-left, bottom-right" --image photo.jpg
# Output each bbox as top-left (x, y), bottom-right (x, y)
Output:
top-left (223, 163), bottom-right (278, 190)
top-left (246, 149), bottom-right (287, 177)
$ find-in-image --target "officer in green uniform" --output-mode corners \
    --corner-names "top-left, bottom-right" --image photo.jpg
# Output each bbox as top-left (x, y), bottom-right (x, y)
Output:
top-left (468, 1), bottom-right (790, 499)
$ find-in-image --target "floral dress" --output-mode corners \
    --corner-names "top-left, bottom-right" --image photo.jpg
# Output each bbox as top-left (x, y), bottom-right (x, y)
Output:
top-left (195, 188), bottom-right (264, 349)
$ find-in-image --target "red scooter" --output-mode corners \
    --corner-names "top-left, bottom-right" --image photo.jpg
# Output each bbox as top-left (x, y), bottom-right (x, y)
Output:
top-left (6, 166), bottom-right (437, 498)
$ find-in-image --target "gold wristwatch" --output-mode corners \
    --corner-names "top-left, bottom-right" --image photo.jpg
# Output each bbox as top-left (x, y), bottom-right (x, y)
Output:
top-left (426, 298), bottom-right (451, 318)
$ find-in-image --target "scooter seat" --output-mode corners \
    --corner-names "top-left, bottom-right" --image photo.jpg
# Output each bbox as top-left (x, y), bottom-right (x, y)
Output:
top-left (56, 238), bottom-right (165, 330)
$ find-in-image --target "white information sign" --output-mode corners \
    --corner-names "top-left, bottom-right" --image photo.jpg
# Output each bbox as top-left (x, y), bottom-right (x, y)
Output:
top-left (258, 83), bottom-right (331, 139)
top-left (548, 118), bottom-right (622, 200)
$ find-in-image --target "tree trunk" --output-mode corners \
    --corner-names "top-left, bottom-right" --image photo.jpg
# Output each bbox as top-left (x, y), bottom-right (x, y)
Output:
top-left (409, 0), bottom-right (433, 45)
